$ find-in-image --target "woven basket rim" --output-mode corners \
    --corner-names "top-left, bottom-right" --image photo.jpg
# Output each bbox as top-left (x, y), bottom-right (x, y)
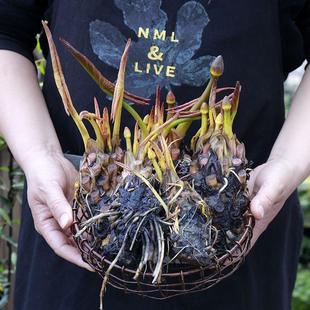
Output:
top-left (72, 207), bottom-right (254, 277)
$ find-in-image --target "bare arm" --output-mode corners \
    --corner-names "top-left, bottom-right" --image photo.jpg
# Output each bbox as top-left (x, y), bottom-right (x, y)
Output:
top-left (0, 50), bottom-right (91, 270)
top-left (250, 65), bottom-right (310, 245)
top-left (0, 51), bottom-right (61, 161)
top-left (270, 66), bottom-right (310, 181)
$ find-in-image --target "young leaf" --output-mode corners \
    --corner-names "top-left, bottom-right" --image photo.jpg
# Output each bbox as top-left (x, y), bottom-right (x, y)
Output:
top-left (111, 39), bottom-right (131, 148)
top-left (60, 38), bottom-right (149, 106)
top-left (42, 21), bottom-right (90, 150)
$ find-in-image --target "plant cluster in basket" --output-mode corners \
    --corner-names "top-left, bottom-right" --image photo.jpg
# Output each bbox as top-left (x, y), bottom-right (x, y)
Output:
top-left (43, 22), bottom-right (255, 309)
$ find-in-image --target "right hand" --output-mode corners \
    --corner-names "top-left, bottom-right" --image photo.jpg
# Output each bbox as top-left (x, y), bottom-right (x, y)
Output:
top-left (22, 147), bottom-right (93, 271)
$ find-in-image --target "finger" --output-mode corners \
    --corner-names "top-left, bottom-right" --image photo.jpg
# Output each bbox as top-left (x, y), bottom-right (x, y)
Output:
top-left (63, 161), bottom-right (79, 201)
top-left (29, 203), bottom-right (90, 268)
top-left (247, 165), bottom-right (264, 195)
top-left (249, 219), bottom-right (267, 248)
top-left (250, 180), bottom-right (284, 220)
top-left (45, 184), bottom-right (73, 229)
top-left (40, 217), bottom-right (94, 272)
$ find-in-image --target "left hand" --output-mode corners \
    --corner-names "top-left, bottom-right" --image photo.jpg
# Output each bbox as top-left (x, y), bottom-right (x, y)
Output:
top-left (248, 157), bottom-right (297, 247)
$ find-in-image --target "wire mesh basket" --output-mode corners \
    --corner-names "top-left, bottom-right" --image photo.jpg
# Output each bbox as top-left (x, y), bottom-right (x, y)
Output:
top-left (72, 200), bottom-right (254, 299)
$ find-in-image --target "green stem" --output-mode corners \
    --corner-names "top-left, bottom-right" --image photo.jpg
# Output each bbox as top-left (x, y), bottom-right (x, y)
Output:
top-left (123, 102), bottom-right (148, 138)
top-left (81, 115), bottom-right (104, 150)
top-left (175, 77), bottom-right (214, 138)
top-left (164, 116), bottom-right (201, 137)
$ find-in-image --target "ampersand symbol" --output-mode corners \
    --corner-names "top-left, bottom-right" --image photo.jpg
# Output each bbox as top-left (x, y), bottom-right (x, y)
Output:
top-left (147, 45), bottom-right (164, 61)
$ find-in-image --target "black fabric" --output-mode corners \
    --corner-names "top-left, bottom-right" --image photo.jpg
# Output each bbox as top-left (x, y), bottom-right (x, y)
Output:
top-left (0, 0), bottom-right (309, 72)
top-left (296, 0), bottom-right (310, 62)
top-left (0, 0), bottom-right (308, 309)
top-left (279, 0), bottom-right (310, 75)
top-left (0, 0), bottom-right (49, 61)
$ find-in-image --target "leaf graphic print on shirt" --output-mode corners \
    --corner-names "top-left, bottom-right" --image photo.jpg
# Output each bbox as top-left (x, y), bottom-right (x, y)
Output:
top-left (89, 0), bottom-right (214, 98)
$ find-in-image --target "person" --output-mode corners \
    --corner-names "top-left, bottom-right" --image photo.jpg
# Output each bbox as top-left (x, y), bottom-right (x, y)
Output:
top-left (0, 0), bottom-right (309, 309)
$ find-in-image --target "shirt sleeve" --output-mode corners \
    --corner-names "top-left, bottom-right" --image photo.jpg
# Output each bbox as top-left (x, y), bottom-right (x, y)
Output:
top-left (279, 0), bottom-right (310, 75)
top-left (0, 0), bottom-right (49, 62)
top-left (295, 0), bottom-right (310, 63)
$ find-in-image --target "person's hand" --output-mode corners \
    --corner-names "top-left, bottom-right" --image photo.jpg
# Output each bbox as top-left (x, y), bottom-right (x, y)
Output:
top-left (21, 147), bottom-right (92, 271)
top-left (248, 157), bottom-right (297, 247)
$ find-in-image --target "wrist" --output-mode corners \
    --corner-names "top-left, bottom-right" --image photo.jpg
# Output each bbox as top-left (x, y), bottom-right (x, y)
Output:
top-left (19, 142), bottom-right (63, 175)
top-left (267, 152), bottom-right (304, 191)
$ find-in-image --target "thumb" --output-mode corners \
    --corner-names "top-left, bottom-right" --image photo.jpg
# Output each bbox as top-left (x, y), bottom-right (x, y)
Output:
top-left (45, 184), bottom-right (73, 229)
top-left (250, 181), bottom-right (282, 220)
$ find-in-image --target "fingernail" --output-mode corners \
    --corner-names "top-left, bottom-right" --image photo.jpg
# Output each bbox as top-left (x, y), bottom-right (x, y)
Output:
top-left (255, 204), bottom-right (265, 219)
top-left (59, 213), bottom-right (69, 229)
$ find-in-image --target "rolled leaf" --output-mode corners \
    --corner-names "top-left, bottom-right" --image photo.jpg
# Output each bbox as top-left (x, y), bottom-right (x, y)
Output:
top-left (42, 21), bottom-right (90, 149)
top-left (60, 38), bottom-right (149, 106)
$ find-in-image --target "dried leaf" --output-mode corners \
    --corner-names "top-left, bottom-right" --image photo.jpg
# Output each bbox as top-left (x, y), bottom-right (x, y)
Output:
top-left (94, 97), bottom-right (104, 137)
top-left (231, 81), bottom-right (241, 121)
top-left (42, 22), bottom-right (71, 116)
top-left (111, 39), bottom-right (131, 122)
top-left (111, 39), bottom-right (131, 148)
top-left (60, 38), bottom-right (149, 106)
top-left (103, 107), bottom-right (112, 152)
top-left (42, 21), bottom-right (90, 149)
top-left (94, 97), bottom-right (100, 118)
top-left (154, 86), bottom-right (161, 124)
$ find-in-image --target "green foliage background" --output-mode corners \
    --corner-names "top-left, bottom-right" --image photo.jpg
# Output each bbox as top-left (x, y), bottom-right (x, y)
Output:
top-left (0, 138), bottom-right (23, 309)
top-left (292, 180), bottom-right (310, 310)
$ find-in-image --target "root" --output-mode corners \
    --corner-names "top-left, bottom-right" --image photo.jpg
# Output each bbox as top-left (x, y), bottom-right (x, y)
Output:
top-left (157, 219), bottom-right (174, 226)
top-left (134, 230), bottom-right (150, 280)
top-left (134, 238), bottom-right (146, 280)
top-left (129, 216), bottom-right (147, 251)
top-left (75, 211), bottom-right (120, 238)
top-left (152, 220), bottom-right (165, 284)
top-left (129, 207), bottom-right (157, 251)
top-left (180, 206), bottom-right (198, 234)
top-left (100, 223), bottom-right (133, 310)
top-left (219, 177), bottom-right (228, 193)
top-left (166, 182), bottom-right (184, 206)
top-left (84, 193), bottom-right (93, 217)
top-left (228, 168), bottom-right (241, 182)
top-left (115, 161), bottom-right (169, 217)
top-left (81, 211), bottom-right (120, 227)
top-left (167, 245), bottom-right (189, 264)
top-left (211, 225), bottom-right (219, 247)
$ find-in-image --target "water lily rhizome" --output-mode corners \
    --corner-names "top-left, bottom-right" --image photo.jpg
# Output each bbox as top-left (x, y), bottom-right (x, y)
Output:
top-left (43, 21), bottom-right (254, 310)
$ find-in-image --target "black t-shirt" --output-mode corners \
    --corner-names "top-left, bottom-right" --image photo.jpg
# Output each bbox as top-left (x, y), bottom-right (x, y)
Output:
top-left (0, 1), bottom-right (308, 310)
top-left (0, 0), bottom-right (309, 163)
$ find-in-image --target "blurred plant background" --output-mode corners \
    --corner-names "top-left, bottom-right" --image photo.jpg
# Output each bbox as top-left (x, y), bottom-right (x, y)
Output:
top-left (0, 41), bottom-right (309, 309)
top-left (0, 139), bottom-right (23, 309)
